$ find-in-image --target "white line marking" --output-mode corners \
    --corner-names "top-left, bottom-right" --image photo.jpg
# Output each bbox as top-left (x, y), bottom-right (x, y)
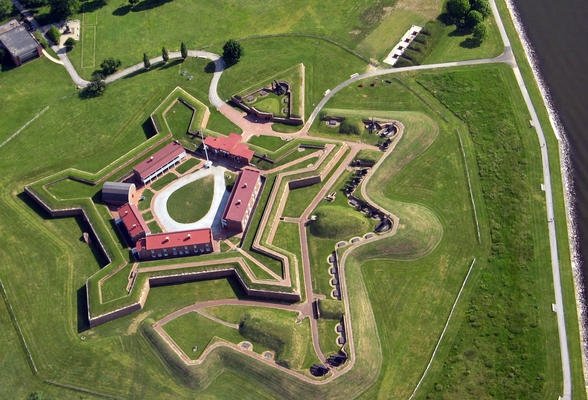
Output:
top-left (0, 106), bottom-right (49, 150)
top-left (408, 258), bottom-right (477, 400)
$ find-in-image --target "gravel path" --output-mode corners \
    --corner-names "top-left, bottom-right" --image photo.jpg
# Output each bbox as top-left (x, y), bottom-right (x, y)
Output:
top-left (151, 166), bottom-right (228, 232)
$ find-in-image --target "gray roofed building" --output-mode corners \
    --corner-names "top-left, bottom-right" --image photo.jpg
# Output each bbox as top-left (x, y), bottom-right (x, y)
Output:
top-left (102, 182), bottom-right (138, 206)
top-left (0, 20), bottom-right (41, 66)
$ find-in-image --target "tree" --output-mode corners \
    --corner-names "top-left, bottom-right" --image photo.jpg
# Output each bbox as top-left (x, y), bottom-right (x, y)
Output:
top-left (446, 0), bottom-right (470, 20)
top-left (143, 53), bottom-right (150, 69)
top-left (81, 78), bottom-right (106, 98)
top-left (46, 25), bottom-right (61, 44)
top-left (180, 41), bottom-right (187, 59)
top-left (0, 0), bottom-right (13, 21)
top-left (64, 37), bottom-right (76, 51)
top-left (100, 57), bottom-right (121, 75)
top-left (472, 22), bottom-right (487, 44)
top-left (471, 0), bottom-right (491, 17)
top-left (222, 39), bottom-right (243, 66)
top-left (465, 9), bottom-right (484, 29)
top-left (128, 0), bottom-right (139, 7)
top-left (162, 46), bottom-right (169, 63)
top-left (49, 0), bottom-right (80, 19)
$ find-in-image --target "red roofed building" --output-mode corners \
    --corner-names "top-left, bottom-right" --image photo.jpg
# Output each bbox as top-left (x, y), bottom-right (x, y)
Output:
top-left (222, 168), bottom-right (262, 232)
top-left (134, 142), bottom-right (187, 185)
top-left (116, 203), bottom-right (150, 244)
top-left (203, 133), bottom-right (254, 165)
top-left (133, 228), bottom-right (213, 260)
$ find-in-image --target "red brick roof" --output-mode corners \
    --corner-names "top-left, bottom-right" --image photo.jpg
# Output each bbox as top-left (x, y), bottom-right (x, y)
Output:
top-left (135, 228), bottom-right (212, 251)
top-left (222, 168), bottom-right (261, 224)
top-left (117, 203), bottom-right (149, 239)
top-left (134, 142), bottom-right (185, 180)
top-left (203, 133), bottom-right (254, 163)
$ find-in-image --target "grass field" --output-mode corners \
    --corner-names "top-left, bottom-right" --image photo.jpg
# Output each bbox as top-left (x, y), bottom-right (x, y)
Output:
top-left (166, 175), bottom-right (215, 223)
top-left (247, 135), bottom-right (287, 152)
top-left (0, 0), bottom-right (582, 397)
top-left (166, 100), bottom-right (194, 137)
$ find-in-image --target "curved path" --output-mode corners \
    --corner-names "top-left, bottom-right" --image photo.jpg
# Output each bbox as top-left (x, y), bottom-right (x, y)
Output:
top-left (151, 165), bottom-right (227, 232)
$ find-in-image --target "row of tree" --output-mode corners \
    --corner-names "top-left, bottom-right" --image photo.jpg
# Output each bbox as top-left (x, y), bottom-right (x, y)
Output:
top-left (82, 40), bottom-right (243, 98)
top-left (445, 0), bottom-right (490, 43)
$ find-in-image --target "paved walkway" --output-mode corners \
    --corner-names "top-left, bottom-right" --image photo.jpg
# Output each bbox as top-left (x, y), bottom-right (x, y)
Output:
top-left (151, 166), bottom-right (227, 232)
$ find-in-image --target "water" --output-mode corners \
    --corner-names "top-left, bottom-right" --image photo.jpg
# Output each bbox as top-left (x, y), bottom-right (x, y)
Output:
top-left (511, 0), bottom-right (588, 350)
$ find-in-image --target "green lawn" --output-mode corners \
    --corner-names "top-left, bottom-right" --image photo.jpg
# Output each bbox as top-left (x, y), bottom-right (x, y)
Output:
top-left (247, 135), bottom-right (287, 152)
top-left (175, 157), bottom-right (201, 174)
top-left (309, 205), bottom-right (373, 239)
top-left (163, 312), bottom-right (243, 359)
top-left (166, 100), bottom-right (193, 137)
top-left (139, 189), bottom-right (154, 211)
top-left (252, 94), bottom-right (286, 117)
top-left (0, 1), bottom-right (581, 397)
top-left (150, 173), bottom-right (178, 191)
top-left (166, 175), bottom-right (215, 223)
top-left (206, 305), bottom-right (319, 370)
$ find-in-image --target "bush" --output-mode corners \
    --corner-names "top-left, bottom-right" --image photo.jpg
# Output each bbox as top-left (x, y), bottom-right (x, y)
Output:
top-left (64, 37), bottom-right (76, 51)
top-left (143, 52), bottom-right (150, 69)
top-left (180, 41), bottom-right (187, 59)
top-left (471, 0), bottom-right (490, 17)
top-left (222, 39), bottom-right (243, 66)
top-left (339, 120), bottom-right (361, 135)
top-left (100, 57), bottom-right (121, 75)
top-left (0, 0), bottom-right (13, 21)
top-left (466, 9), bottom-right (484, 29)
top-left (80, 79), bottom-right (106, 98)
top-left (472, 22), bottom-right (487, 44)
top-left (33, 31), bottom-right (49, 49)
top-left (46, 25), bottom-right (60, 45)
top-left (446, 0), bottom-right (470, 20)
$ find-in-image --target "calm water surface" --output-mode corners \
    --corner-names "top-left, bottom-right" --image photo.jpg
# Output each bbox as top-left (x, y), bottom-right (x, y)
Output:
top-left (513, 1), bottom-right (588, 297)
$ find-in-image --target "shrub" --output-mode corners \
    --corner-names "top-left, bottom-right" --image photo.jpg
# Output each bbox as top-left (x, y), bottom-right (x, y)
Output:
top-left (64, 37), bottom-right (76, 51)
top-left (446, 0), bottom-right (470, 20)
top-left (100, 57), bottom-right (121, 75)
top-left (162, 46), bottom-right (169, 63)
top-left (466, 9), bottom-right (484, 29)
top-left (471, 0), bottom-right (491, 17)
top-left (80, 79), bottom-right (106, 98)
top-left (222, 39), bottom-right (243, 66)
top-left (46, 25), bottom-right (60, 45)
top-left (0, 0), bottom-right (13, 21)
top-left (143, 52), bottom-right (150, 69)
top-left (180, 41), bottom-right (187, 59)
top-left (472, 22), bottom-right (487, 44)
top-left (33, 31), bottom-right (49, 49)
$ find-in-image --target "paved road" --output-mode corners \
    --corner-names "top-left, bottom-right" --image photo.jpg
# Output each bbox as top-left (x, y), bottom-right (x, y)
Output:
top-left (492, 0), bottom-right (571, 397)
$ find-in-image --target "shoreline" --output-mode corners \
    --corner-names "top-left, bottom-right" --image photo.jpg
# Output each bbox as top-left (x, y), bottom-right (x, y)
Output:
top-left (504, 0), bottom-right (588, 386)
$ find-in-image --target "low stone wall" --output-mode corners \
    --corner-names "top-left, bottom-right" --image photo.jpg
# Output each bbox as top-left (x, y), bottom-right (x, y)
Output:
top-left (288, 175), bottom-right (321, 190)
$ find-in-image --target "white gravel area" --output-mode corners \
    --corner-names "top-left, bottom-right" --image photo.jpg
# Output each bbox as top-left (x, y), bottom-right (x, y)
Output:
top-left (152, 166), bottom-right (228, 232)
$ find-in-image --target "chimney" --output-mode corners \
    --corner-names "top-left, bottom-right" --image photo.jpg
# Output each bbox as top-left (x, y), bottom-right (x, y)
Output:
top-left (150, 156), bottom-right (154, 161)
top-left (164, 236), bottom-right (169, 242)
top-left (236, 199), bottom-right (241, 205)
top-left (186, 233), bottom-right (191, 240)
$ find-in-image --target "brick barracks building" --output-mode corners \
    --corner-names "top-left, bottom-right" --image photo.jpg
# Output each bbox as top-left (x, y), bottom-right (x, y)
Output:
top-left (133, 141), bottom-right (186, 185)
top-left (133, 229), bottom-right (213, 260)
top-left (203, 133), bottom-right (254, 166)
top-left (221, 167), bottom-right (262, 232)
